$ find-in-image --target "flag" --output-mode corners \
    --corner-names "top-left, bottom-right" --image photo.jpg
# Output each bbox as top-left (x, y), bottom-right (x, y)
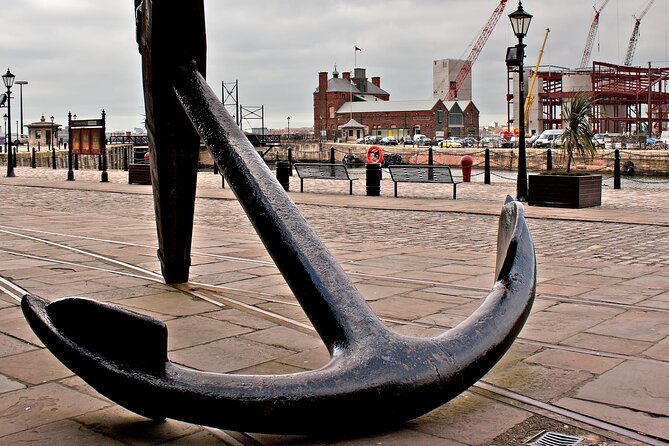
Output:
top-left (355, 46), bottom-right (361, 51)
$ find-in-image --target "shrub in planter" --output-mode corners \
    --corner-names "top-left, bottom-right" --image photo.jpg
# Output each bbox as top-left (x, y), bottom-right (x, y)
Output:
top-left (529, 93), bottom-right (601, 208)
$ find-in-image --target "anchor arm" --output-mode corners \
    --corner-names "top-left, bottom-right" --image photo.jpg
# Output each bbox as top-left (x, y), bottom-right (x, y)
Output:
top-left (19, 0), bottom-right (537, 435)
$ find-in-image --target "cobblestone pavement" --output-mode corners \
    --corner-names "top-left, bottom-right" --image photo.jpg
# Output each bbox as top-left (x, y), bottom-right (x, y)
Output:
top-left (0, 166), bottom-right (668, 445)
top-left (5, 168), bottom-right (669, 267)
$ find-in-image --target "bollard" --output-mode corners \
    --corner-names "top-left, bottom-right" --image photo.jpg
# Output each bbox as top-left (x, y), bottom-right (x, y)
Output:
top-left (484, 148), bottom-right (491, 184)
top-left (330, 147), bottom-right (335, 164)
top-left (614, 149), bottom-right (621, 189)
top-left (546, 148), bottom-right (553, 171)
top-left (31, 148), bottom-right (36, 169)
top-left (366, 163), bottom-right (382, 196)
top-left (52, 145), bottom-right (57, 170)
top-left (460, 155), bottom-right (473, 182)
top-left (276, 160), bottom-right (290, 191)
top-left (287, 147), bottom-right (293, 176)
top-left (74, 154), bottom-right (79, 170)
top-left (67, 143), bottom-right (74, 181)
top-left (428, 146), bottom-right (433, 166)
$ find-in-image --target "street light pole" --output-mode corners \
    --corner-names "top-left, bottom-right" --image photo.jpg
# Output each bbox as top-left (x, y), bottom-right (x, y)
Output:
top-left (15, 80), bottom-right (27, 137)
top-left (287, 116), bottom-right (290, 141)
top-left (3, 68), bottom-right (16, 177)
top-left (508, 1), bottom-right (532, 202)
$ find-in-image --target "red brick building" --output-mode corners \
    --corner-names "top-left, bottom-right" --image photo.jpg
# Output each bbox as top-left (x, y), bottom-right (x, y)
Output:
top-left (314, 68), bottom-right (479, 141)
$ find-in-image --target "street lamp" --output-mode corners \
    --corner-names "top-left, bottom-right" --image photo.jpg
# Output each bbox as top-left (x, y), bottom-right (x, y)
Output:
top-left (2, 68), bottom-right (16, 177)
top-left (15, 80), bottom-right (27, 137)
top-left (287, 116), bottom-right (290, 141)
top-left (507, 1), bottom-right (532, 201)
top-left (50, 115), bottom-right (56, 169)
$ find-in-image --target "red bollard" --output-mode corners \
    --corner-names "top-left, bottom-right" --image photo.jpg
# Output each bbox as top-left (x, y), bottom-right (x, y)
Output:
top-left (460, 155), bottom-right (473, 182)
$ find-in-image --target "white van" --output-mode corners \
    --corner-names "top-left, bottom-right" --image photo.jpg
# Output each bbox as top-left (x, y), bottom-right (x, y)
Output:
top-left (533, 129), bottom-right (563, 148)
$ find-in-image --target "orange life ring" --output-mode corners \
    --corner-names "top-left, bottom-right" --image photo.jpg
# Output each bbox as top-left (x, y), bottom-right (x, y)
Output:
top-left (366, 145), bottom-right (384, 165)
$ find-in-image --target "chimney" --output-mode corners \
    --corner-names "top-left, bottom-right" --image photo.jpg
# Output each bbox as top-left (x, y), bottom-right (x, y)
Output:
top-left (372, 76), bottom-right (380, 88)
top-left (343, 71), bottom-right (351, 80)
top-left (318, 72), bottom-right (328, 95)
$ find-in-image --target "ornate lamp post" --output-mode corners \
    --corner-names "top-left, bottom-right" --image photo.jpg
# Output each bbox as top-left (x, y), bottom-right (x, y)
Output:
top-left (50, 115), bottom-right (57, 169)
top-left (508, 1), bottom-right (532, 201)
top-left (3, 69), bottom-right (16, 177)
top-left (3, 113), bottom-right (7, 153)
top-left (287, 116), bottom-right (290, 141)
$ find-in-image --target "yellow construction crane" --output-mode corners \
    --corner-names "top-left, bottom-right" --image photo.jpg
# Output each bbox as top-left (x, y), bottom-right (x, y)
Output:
top-left (524, 28), bottom-right (550, 129)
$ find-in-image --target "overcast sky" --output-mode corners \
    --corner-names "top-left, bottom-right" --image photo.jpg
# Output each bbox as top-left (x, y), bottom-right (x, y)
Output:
top-left (2, 0), bottom-right (669, 133)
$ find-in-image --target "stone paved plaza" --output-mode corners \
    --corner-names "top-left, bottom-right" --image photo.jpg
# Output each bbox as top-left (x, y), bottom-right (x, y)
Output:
top-left (0, 166), bottom-right (668, 445)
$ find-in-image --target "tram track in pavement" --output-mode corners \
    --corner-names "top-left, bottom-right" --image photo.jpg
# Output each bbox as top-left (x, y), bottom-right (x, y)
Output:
top-left (0, 226), bottom-right (667, 445)
top-left (0, 224), bottom-right (666, 315)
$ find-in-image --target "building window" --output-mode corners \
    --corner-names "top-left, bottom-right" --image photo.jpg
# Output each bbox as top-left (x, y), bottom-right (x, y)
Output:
top-left (329, 107), bottom-right (335, 119)
top-left (35, 130), bottom-right (41, 139)
top-left (437, 109), bottom-right (444, 124)
top-left (449, 112), bottom-right (464, 127)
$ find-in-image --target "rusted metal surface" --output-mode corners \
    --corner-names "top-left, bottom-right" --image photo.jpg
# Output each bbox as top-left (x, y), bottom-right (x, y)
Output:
top-left (21, 0), bottom-right (537, 435)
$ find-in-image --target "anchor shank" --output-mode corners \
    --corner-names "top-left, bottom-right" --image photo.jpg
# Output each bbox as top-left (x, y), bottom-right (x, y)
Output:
top-left (171, 62), bottom-right (387, 352)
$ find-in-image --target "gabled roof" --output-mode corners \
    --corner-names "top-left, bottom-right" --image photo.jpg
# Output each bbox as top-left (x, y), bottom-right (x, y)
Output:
top-left (365, 83), bottom-right (389, 96)
top-left (339, 118), bottom-right (365, 129)
top-left (337, 99), bottom-right (444, 114)
top-left (443, 100), bottom-right (475, 112)
top-left (326, 78), bottom-right (361, 94)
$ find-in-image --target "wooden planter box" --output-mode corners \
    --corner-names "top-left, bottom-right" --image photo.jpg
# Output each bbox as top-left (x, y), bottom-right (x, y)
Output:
top-left (528, 174), bottom-right (601, 208)
top-left (128, 163), bottom-right (152, 185)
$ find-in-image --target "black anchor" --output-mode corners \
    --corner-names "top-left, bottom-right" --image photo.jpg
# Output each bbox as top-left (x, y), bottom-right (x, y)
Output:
top-left (22, 0), bottom-right (536, 435)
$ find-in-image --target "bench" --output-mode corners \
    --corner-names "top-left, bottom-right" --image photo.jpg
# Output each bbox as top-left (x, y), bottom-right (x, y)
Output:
top-left (388, 165), bottom-right (461, 199)
top-left (294, 163), bottom-right (357, 195)
top-left (128, 163), bottom-right (152, 185)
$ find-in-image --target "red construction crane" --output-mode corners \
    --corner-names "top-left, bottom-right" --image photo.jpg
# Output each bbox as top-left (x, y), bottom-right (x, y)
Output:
top-left (446, 0), bottom-right (508, 101)
top-left (579, 0), bottom-right (611, 69)
top-left (624, 0), bottom-right (656, 66)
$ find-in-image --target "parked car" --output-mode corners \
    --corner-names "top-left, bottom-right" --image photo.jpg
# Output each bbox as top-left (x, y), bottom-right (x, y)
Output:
top-left (499, 138), bottom-right (514, 148)
top-left (362, 135), bottom-right (380, 144)
top-left (413, 134), bottom-right (433, 146)
top-left (460, 137), bottom-right (477, 147)
top-left (533, 129), bottom-right (563, 148)
top-left (438, 137), bottom-right (462, 148)
top-left (380, 136), bottom-right (398, 146)
top-left (402, 136), bottom-right (414, 146)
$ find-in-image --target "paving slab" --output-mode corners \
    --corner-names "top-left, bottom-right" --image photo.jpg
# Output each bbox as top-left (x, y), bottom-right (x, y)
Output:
top-left (572, 360), bottom-right (669, 417)
top-left (1, 168), bottom-right (669, 444)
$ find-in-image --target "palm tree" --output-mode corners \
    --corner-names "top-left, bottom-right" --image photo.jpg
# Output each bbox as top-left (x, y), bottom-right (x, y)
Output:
top-left (560, 93), bottom-right (597, 173)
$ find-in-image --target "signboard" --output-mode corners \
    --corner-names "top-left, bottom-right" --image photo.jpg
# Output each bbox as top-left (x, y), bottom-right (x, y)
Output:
top-left (70, 127), bottom-right (104, 155)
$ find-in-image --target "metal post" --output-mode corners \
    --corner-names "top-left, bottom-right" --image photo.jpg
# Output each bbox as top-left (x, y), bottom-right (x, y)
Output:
top-left (67, 142), bottom-right (74, 181)
top-left (546, 148), bottom-right (552, 171)
top-left (31, 147), bottom-right (35, 168)
top-left (484, 148), bottom-right (491, 184)
top-left (330, 147), bottom-right (335, 164)
top-left (74, 154), bottom-right (79, 170)
top-left (51, 140), bottom-right (57, 169)
top-left (516, 41), bottom-right (528, 201)
top-left (614, 149), bottom-right (621, 189)
top-left (123, 147), bottom-right (129, 171)
top-left (366, 163), bottom-right (382, 196)
top-left (287, 147), bottom-right (293, 176)
top-left (101, 110), bottom-right (108, 183)
top-left (428, 146), bottom-right (433, 165)
top-left (276, 160), bottom-right (290, 191)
